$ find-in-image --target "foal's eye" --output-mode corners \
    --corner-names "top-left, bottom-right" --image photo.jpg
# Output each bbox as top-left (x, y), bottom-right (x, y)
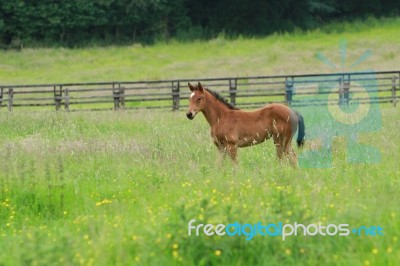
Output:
top-left (196, 98), bottom-right (202, 103)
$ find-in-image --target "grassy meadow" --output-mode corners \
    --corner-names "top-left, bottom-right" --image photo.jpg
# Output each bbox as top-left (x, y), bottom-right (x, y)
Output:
top-left (0, 17), bottom-right (400, 265)
top-left (0, 108), bottom-right (399, 265)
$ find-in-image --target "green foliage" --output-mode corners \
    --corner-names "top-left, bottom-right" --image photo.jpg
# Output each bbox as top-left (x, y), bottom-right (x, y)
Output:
top-left (0, 0), bottom-right (399, 47)
top-left (0, 17), bottom-right (399, 84)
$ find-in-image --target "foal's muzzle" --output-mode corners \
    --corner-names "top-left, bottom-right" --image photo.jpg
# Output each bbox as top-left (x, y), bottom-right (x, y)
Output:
top-left (186, 112), bottom-right (194, 120)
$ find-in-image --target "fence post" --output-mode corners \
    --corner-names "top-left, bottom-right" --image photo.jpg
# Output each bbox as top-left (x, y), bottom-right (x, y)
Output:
top-left (172, 81), bottom-right (180, 110)
top-left (112, 83), bottom-right (120, 110)
top-left (0, 88), bottom-right (3, 109)
top-left (64, 88), bottom-right (69, 111)
top-left (285, 77), bottom-right (294, 106)
top-left (119, 85), bottom-right (125, 109)
top-left (229, 79), bottom-right (237, 106)
top-left (54, 86), bottom-right (63, 111)
top-left (8, 88), bottom-right (13, 112)
top-left (344, 76), bottom-right (350, 105)
top-left (338, 75), bottom-right (350, 105)
top-left (392, 75), bottom-right (397, 107)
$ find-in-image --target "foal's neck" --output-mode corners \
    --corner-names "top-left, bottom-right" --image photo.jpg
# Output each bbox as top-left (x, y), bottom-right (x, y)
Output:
top-left (201, 91), bottom-right (230, 126)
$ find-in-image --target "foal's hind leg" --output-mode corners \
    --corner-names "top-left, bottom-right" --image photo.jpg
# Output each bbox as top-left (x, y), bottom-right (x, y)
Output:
top-left (289, 146), bottom-right (298, 167)
top-left (273, 135), bottom-right (284, 160)
top-left (284, 138), bottom-right (298, 168)
top-left (280, 135), bottom-right (298, 167)
top-left (274, 135), bottom-right (297, 167)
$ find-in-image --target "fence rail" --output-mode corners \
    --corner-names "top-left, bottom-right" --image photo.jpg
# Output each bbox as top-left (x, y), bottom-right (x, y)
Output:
top-left (0, 71), bottom-right (399, 111)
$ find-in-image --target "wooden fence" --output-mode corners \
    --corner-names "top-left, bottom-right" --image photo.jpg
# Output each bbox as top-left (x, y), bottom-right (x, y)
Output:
top-left (0, 71), bottom-right (399, 111)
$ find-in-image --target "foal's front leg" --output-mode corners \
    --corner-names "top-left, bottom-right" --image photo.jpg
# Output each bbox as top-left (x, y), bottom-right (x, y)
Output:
top-left (215, 142), bottom-right (238, 163)
top-left (215, 143), bottom-right (227, 165)
top-left (225, 142), bottom-right (238, 163)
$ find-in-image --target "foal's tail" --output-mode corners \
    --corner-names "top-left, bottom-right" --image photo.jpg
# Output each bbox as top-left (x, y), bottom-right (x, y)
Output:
top-left (295, 111), bottom-right (305, 147)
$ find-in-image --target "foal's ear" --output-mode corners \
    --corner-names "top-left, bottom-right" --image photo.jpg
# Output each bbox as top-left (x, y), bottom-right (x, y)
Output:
top-left (198, 82), bottom-right (204, 92)
top-left (188, 82), bottom-right (195, 92)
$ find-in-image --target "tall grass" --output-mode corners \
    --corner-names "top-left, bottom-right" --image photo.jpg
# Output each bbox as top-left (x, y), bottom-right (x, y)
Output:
top-left (0, 107), bottom-right (399, 265)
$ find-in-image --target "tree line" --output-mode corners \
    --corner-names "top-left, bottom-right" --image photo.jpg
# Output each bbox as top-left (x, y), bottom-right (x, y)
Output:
top-left (0, 0), bottom-right (398, 47)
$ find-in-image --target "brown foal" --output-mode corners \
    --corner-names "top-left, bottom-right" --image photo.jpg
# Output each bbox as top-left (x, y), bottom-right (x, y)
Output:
top-left (186, 82), bottom-right (305, 166)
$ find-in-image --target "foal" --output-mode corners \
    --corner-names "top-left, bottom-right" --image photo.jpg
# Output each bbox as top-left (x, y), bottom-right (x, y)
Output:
top-left (186, 82), bottom-right (305, 166)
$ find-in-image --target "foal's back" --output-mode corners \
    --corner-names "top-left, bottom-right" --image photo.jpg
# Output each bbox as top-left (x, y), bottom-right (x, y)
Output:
top-left (234, 103), bottom-right (295, 127)
top-left (226, 103), bottom-right (296, 147)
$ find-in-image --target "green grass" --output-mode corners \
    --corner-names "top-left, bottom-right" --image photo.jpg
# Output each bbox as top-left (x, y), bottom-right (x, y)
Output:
top-left (0, 17), bottom-right (399, 85)
top-left (0, 17), bottom-right (399, 265)
top-left (0, 107), bottom-right (399, 265)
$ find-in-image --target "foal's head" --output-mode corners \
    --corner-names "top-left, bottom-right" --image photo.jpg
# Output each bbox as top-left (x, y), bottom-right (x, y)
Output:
top-left (186, 82), bottom-right (206, 120)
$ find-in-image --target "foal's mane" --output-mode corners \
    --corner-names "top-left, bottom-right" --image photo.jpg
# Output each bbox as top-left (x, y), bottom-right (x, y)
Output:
top-left (205, 88), bottom-right (239, 110)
